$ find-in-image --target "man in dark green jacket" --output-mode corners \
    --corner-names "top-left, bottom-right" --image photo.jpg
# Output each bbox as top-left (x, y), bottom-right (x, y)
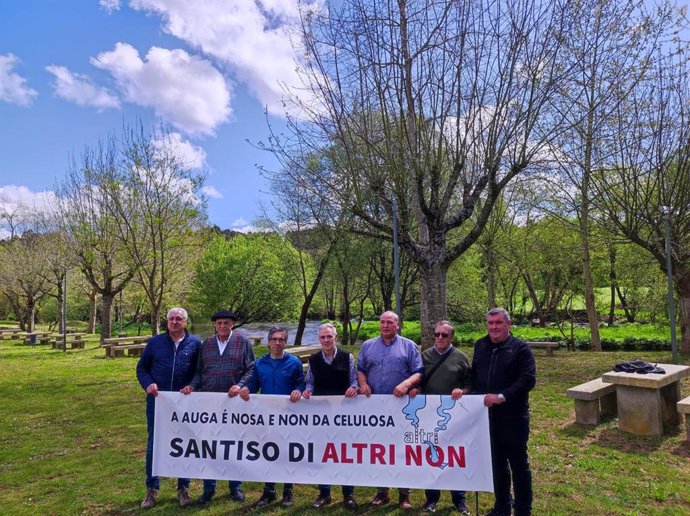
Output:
top-left (410, 320), bottom-right (471, 514)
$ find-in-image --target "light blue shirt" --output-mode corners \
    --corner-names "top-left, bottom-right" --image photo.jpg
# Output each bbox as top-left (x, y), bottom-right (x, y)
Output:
top-left (357, 335), bottom-right (423, 394)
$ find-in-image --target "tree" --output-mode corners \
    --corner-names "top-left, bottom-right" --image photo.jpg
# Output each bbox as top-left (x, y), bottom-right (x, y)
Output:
top-left (56, 144), bottom-right (138, 342)
top-left (259, 167), bottom-right (337, 345)
top-left (190, 234), bottom-right (302, 323)
top-left (592, 51), bottom-right (690, 353)
top-left (0, 232), bottom-right (52, 331)
top-left (106, 125), bottom-right (207, 333)
top-left (270, 0), bottom-right (571, 347)
top-left (546, 0), bottom-right (675, 350)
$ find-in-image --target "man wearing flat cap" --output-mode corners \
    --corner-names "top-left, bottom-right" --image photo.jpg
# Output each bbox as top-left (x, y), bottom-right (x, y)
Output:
top-left (181, 310), bottom-right (255, 507)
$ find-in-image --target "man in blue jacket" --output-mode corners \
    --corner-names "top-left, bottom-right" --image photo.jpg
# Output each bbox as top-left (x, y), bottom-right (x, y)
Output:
top-left (471, 308), bottom-right (536, 516)
top-left (239, 326), bottom-right (304, 508)
top-left (136, 307), bottom-right (201, 509)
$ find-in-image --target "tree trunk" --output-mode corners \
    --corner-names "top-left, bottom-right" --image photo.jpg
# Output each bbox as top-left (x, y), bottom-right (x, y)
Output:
top-left (294, 262), bottom-right (329, 346)
top-left (419, 261), bottom-right (448, 350)
top-left (579, 217), bottom-right (602, 351)
top-left (150, 304), bottom-right (161, 335)
top-left (100, 294), bottom-right (114, 343)
top-left (486, 247), bottom-right (497, 309)
top-left (87, 288), bottom-right (97, 334)
top-left (675, 269), bottom-right (690, 354)
top-left (607, 246), bottom-right (616, 325)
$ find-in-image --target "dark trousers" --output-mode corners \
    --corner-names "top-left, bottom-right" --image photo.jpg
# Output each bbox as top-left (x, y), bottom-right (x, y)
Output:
top-left (490, 418), bottom-right (532, 516)
top-left (424, 489), bottom-right (466, 505)
top-left (145, 396), bottom-right (189, 490)
top-left (265, 482), bottom-right (293, 494)
top-left (318, 484), bottom-right (354, 498)
top-left (202, 479), bottom-right (242, 495)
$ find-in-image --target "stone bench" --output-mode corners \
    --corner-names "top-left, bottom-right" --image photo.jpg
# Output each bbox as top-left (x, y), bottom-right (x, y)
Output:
top-left (678, 395), bottom-right (690, 441)
top-left (566, 378), bottom-right (617, 425)
top-left (110, 343), bottom-right (147, 357)
top-left (528, 341), bottom-right (559, 356)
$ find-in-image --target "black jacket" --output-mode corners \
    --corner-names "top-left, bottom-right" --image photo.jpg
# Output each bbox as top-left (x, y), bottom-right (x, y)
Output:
top-left (471, 334), bottom-right (536, 420)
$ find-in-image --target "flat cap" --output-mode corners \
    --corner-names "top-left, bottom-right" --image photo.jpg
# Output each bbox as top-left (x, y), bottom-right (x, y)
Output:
top-left (211, 310), bottom-right (238, 321)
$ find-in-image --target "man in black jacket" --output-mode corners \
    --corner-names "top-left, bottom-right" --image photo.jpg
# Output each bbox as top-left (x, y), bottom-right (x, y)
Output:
top-left (471, 308), bottom-right (536, 516)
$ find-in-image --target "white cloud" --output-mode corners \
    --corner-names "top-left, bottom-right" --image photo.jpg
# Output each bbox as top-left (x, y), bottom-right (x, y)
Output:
top-left (100, 0), bottom-right (121, 12)
top-left (0, 185), bottom-right (59, 233)
top-left (0, 54), bottom-right (38, 106)
top-left (129, 0), bottom-right (324, 118)
top-left (92, 43), bottom-right (231, 135)
top-left (202, 185), bottom-right (223, 199)
top-left (152, 132), bottom-right (207, 169)
top-left (229, 217), bottom-right (257, 233)
top-left (46, 65), bottom-right (120, 111)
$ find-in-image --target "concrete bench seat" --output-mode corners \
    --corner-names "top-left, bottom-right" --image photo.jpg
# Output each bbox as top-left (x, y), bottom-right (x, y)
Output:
top-left (567, 378), bottom-right (618, 425)
top-left (678, 395), bottom-right (690, 441)
top-left (527, 341), bottom-right (559, 356)
top-left (110, 343), bottom-right (146, 357)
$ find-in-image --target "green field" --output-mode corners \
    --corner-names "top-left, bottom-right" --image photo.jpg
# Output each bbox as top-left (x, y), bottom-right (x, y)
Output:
top-left (1, 339), bottom-right (688, 515)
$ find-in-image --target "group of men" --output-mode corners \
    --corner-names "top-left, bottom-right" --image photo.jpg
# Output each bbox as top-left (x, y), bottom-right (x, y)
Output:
top-left (136, 307), bottom-right (536, 515)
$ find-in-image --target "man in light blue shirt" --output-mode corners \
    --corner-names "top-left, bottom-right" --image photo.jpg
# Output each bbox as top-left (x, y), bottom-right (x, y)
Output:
top-left (357, 311), bottom-right (423, 510)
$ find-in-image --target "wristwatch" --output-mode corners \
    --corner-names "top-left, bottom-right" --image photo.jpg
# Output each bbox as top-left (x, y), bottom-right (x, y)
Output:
top-left (497, 393), bottom-right (505, 402)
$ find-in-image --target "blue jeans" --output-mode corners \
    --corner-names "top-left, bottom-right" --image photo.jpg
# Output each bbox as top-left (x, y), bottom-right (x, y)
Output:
top-left (202, 479), bottom-right (242, 495)
top-left (145, 395), bottom-right (189, 490)
top-left (490, 418), bottom-right (532, 516)
top-left (318, 484), bottom-right (354, 497)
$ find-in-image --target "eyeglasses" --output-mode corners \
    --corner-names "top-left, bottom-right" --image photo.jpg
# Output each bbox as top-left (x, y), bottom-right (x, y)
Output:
top-left (434, 332), bottom-right (451, 338)
top-left (168, 316), bottom-right (185, 322)
top-left (269, 338), bottom-right (287, 343)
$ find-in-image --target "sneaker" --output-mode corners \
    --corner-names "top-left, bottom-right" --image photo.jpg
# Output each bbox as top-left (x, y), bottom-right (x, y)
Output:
top-left (423, 500), bottom-right (438, 512)
top-left (454, 502), bottom-right (471, 515)
top-left (140, 488), bottom-right (158, 509)
top-left (281, 489), bottom-right (294, 507)
top-left (230, 489), bottom-right (245, 502)
top-left (312, 495), bottom-right (332, 508)
top-left (343, 495), bottom-right (358, 510)
top-left (255, 490), bottom-right (277, 508)
top-left (197, 491), bottom-right (214, 507)
top-left (177, 486), bottom-right (193, 507)
top-left (371, 492), bottom-right (391, 506)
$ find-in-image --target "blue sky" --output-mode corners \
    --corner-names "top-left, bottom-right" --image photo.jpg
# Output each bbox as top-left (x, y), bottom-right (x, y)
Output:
top-left (0, 0), bottom-right (322, 236)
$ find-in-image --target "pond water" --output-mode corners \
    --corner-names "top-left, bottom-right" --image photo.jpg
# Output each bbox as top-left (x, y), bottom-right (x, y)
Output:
top-left (191, 320), bottom-right (325, 346)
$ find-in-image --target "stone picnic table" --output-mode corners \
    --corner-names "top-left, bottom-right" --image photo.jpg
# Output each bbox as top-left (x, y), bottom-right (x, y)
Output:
top-left (601, 363), bottom-right (690, 436)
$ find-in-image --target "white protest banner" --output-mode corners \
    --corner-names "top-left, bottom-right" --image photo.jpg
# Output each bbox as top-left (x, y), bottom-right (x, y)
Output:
top-left (153, 392), bottom-right (493, 491)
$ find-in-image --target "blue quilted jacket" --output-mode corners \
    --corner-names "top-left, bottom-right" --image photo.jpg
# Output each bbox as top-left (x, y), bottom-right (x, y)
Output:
top-left (136, 331), bottom-right (201, 393)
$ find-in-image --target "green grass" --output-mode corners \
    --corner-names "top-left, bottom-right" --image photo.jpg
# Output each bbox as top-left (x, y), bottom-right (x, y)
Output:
top-left (0, 339), bottom-right (689, 515)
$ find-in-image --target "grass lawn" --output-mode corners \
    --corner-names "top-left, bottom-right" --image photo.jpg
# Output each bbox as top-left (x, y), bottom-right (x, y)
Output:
top-left (0, 340), bottom-right (689, 515)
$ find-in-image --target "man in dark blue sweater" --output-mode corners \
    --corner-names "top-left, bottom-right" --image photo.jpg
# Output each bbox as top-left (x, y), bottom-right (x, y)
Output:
top-left (471, 308), bottom-right (536, 516)
top-left (136, 307), bottom-right (201, 509)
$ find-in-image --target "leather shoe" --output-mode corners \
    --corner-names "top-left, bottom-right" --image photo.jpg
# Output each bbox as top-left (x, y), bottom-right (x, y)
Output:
top-left (196, 491), bottom-right (214, 507)
top-left (343, 495), bottom-right (358, 510)
top-left (371, 492), bottom-right (391, 506)
top-left (254, 490), bottom-right (277, 508)
top-left (423, 500), bottom-right (437, 512)
top-left (229, 489), bottom-right (245, 502)
top-left (312, 496), bottom-right (332, 508)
